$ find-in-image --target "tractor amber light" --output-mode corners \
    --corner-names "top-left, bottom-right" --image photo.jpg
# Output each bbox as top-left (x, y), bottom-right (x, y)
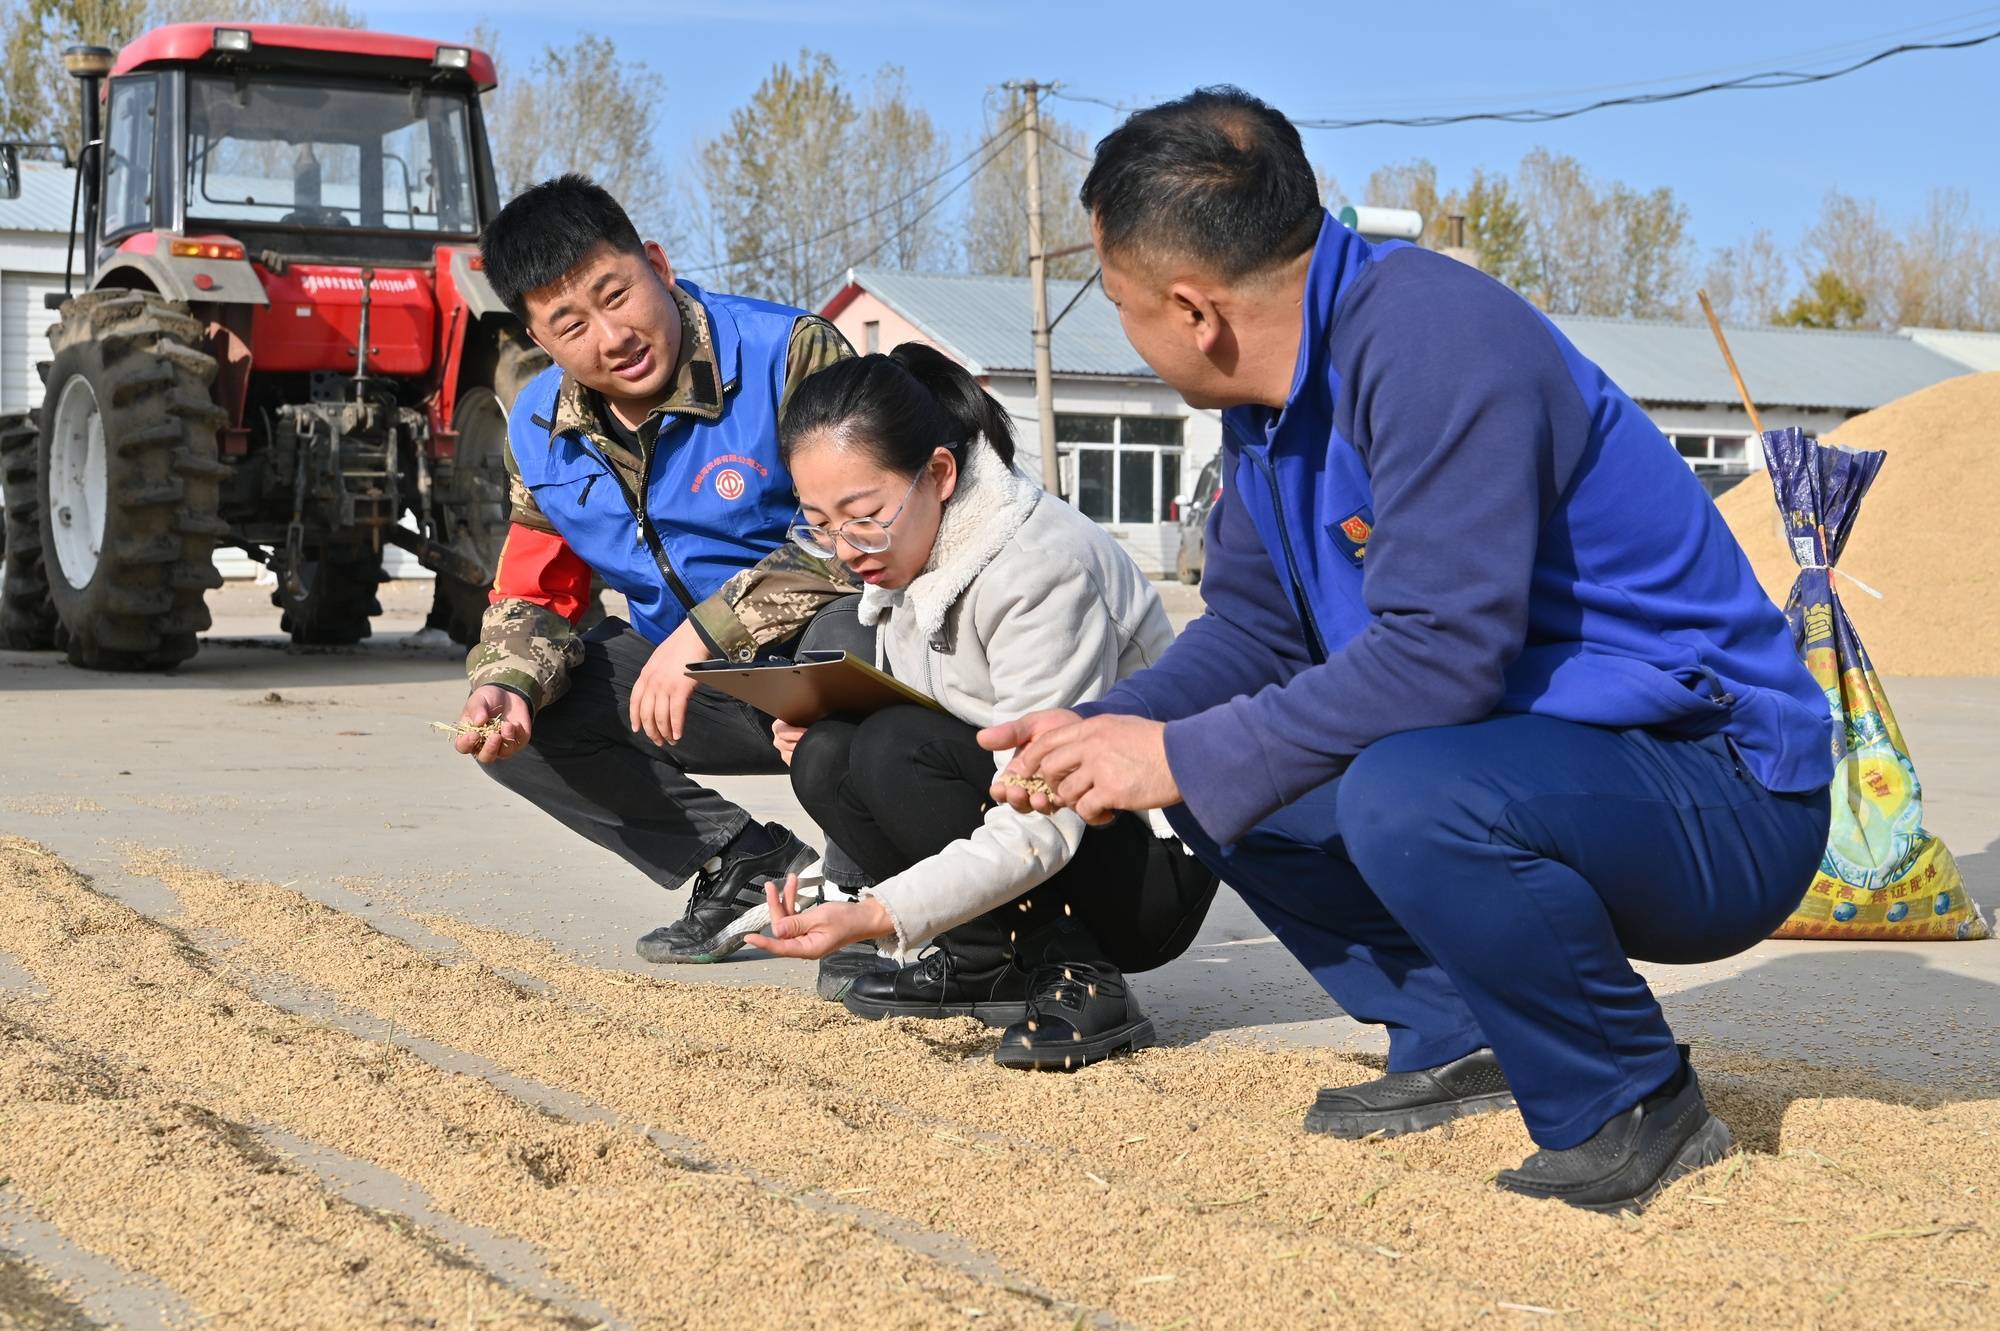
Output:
top-left (212, 28), bottom-right (253, 53)
top-left (170, 240), bottom-right (246, 261)
top-left (434, 46), bottom-right (472, 70)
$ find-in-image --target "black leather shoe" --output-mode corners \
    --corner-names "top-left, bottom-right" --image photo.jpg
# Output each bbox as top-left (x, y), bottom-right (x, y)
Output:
top-left (841, 946), bottom-right (1029, 1025)
top-left (636, 823), bottom-right (818, 964)
top-left (1496, 1048), bottom-right (1730, 1214)
top-left (994, 960), bottom-right (1153, 1072)
top-left (1305, 1048), bottom-right (1517, 1140)
top-left (816, 942), bottom-right (897, 1001)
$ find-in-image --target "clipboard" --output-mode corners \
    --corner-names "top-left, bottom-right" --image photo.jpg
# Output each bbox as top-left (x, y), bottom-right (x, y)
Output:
top-left (686, 651), bottom-right (942, 726)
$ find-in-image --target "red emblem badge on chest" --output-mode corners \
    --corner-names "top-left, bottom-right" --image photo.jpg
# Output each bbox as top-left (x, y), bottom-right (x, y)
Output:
top-left (714, 468), bottom-right (745, 501)
top-left (1340, 514), bottom-right (1371, 543)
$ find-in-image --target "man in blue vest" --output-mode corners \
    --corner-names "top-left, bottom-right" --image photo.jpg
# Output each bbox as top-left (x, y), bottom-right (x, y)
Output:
top-left (449, 175), bottom-right (878, 977)
top-left (984, 90), bottom-right (1834, 1213)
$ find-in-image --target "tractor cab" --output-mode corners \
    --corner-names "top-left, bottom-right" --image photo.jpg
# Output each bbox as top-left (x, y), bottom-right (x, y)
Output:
top-left (0, 25), bottom-right (546, 671)
top-left (95, 24), bottom-right (499, 273)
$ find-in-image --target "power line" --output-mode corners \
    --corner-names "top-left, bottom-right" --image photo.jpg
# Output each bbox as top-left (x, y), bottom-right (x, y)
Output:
top-left (1294, 25), bottom-right (2000, 127)
top-left (684, 117), bottom-right (1024, 278)
top-left (1046, 22), bottom-right (2000, 130)
top-left (810, 125), bottom-right (1027, 298)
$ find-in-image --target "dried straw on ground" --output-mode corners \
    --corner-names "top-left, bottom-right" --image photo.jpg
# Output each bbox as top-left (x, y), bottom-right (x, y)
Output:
top-left (0, 837), bottom-right (1991, 1330)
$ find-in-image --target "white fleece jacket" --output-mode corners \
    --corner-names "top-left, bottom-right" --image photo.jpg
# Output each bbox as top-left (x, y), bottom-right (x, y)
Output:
top-left (856, 441), bottom-right (1175, 957)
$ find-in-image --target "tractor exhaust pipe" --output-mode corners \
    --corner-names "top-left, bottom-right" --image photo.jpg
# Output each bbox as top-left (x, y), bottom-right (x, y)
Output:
top-left (62, 45), bottom-right (113, 288)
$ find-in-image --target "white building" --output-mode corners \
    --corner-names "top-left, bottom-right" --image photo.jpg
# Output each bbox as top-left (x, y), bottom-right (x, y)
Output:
top-left (822, 269), bottom-right (1221, 576)
top-left (822, 268), bottom-right (1979, 572)
top-left (0, 160), bottom-right (76, 418)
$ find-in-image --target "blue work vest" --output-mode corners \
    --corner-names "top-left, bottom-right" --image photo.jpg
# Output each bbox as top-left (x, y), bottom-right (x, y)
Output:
top-left (1224, 218), bottom-right (1834, 795)
top-left (507, 281), bottom-right (802, 647)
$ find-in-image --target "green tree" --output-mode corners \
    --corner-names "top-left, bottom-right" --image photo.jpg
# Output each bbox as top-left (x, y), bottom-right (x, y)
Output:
top-left (962, 87), bottom-right (1093, 280)
top-left (1774, 269), bottom-right (1869, 329)
top-left (1358, 158), bottom-right (1534, 296)
top-left (695, 51), bottom-right (857, 305)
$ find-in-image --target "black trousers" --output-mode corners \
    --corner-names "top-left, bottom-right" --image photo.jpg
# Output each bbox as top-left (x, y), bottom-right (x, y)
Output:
top-left (484, 597), bottom-right (874, 888)
top-left (788, 704), bottom-right (1219, 974)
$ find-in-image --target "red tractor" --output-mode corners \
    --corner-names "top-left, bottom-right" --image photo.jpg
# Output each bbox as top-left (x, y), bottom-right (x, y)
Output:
top-left (0, 23), bottom-right (544, 668)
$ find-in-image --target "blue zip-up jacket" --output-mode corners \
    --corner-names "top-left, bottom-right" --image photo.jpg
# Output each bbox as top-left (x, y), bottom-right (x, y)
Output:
top-left (507, 280), bottom-right (804, 646)
top-left (1080, 213), bottom-right (1835, 846)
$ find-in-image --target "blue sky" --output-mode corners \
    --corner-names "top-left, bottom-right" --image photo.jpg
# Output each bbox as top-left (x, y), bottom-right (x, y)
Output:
top-left (358, 0), bottom-right (1998, 267)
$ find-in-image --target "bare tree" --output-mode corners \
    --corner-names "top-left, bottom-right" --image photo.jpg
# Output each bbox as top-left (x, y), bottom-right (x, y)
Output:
top-left (962, 87), bottom-right (1092, 280)
top-left (1799, 190), bottom-right (1900, 330)
top-left (475, 27), bottom-right (672, 246)
top-left (848, 67), bottom-right (953, 273)
top-left (1701, 229), bottom-right (1791, 325)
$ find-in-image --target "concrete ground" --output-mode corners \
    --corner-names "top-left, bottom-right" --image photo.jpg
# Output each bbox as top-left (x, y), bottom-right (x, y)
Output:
top-left (3, 579), bottom-right (1997, 1094)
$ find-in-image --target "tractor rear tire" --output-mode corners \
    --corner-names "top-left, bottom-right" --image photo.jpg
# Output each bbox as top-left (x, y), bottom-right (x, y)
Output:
top-left (36, 291), bottom-right (227, 671)
top-left (275, 551), bottom-right (384, 646)
top-left (1, 412), bottom-right (57, 650)
top-left (429, 332), bottom-right (547, 647)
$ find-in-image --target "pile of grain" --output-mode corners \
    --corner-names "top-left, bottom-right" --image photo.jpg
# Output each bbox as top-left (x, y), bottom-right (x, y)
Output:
top-left (1716, 371), bottom-right (2000, 676)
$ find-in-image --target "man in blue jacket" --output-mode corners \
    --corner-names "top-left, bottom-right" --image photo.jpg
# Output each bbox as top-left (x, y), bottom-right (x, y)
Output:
top-left (448, 175), bottom-right (875, 974)
top-left (985, 88), bottom-right (1834, 1213)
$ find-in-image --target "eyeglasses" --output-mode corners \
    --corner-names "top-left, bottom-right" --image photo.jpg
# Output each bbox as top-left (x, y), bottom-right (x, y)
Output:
top-left (788, 465), bottom-right (930, 559)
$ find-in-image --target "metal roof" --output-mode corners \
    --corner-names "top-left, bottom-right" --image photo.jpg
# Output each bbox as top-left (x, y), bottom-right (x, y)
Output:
top-left (114, 23), bottom-right (497, 90)
top-left (1550, 314), bottom-right (1968, 411)
top-left (830, 269), bottom-right (1153, 378)
top-left (1901, 326), bottom-right (2000, 373)
top-left (833, 269), bottom-right (1971, 411)
top-left (0, 161), bottom-right (79, 236)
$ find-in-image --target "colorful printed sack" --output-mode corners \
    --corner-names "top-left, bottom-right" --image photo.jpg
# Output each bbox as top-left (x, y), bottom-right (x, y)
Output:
top-left (1761, 428), bottom-right (1987, 940)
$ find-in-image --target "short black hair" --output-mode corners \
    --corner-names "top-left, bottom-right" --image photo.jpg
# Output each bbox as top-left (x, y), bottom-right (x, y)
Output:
top-left (479, 173), bottom-right (645, 320)
top-left (1080, 86), bottom-right (1321, 282)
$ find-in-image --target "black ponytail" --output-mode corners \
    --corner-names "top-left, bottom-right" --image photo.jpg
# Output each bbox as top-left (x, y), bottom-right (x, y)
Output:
top-left (780, 341), bottom-right (1017, 475)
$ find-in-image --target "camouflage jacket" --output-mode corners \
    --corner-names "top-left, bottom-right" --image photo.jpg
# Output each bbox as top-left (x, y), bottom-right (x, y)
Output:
top-left (467, 287), bottom-right (854, 711)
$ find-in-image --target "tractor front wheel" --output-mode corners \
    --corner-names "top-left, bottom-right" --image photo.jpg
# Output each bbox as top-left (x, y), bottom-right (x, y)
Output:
top-left (428, 385), bottom-right (509, 647)
top-left (36, 291), bottom-right (227, 671)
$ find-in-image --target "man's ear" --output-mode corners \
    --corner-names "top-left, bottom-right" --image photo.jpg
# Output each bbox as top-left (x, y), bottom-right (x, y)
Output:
top-left (645, 240), bottom-right (676, 288)
top-left (1167, 281), bottom-right (1227, 357)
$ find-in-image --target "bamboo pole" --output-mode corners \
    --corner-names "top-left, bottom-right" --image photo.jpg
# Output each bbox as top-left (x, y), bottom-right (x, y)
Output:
top-left (1696, 289), bottom-right (1766, 436)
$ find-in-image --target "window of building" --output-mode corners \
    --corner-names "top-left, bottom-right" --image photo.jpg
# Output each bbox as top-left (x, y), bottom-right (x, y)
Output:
top-left (1056, 412), bottom-right (1185, 524)
top-left (1668, 431), bottom-right (1753, 472)
top-left (863, 320), bottom-right (880, 354)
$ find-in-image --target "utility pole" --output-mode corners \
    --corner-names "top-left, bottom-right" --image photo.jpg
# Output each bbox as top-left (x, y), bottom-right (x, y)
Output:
top-left (1007, 78), bottom-right (1062, 497)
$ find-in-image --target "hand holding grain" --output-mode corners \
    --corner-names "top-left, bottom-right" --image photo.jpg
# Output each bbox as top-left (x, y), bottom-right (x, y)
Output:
top-left (451, 686), bottom-right (532, 764)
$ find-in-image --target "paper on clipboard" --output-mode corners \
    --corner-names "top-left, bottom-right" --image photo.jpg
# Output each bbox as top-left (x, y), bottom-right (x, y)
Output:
top-left (686, 651), bottom-right (941, 726)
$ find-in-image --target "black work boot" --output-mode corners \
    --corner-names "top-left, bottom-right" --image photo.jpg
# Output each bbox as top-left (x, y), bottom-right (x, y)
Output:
top-left (1496, 1047), bottom-right (1731, 1215)
top-left (840, 946), bottom-right (1030, 1025)
top-left (995, 959), bottom-right (1154, 1071)
top-left (636, 823), bottom-right (818, 964)
top-left (816, 942), bottom-right (897, 1001)
top-left (1305, 1048), bottom-right (1517, 1140)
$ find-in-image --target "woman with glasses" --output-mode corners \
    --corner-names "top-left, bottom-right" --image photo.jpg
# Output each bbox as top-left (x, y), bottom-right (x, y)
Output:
top-left (744, 343), bottom-right (1218, 1071)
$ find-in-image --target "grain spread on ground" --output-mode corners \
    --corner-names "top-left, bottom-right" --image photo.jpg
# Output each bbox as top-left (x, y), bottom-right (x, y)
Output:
top-left (1717, 370), bottom-right (2000, 676)
top-left (0, 837), bottom-right (1992, 1330)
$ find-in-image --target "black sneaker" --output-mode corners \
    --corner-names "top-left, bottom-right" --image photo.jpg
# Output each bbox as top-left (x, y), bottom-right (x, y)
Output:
top-left (840, 946), bottom-right (1030, 1025)
top-left (1496, 1047), bottom-right (1731, 1215)
top-left (816, 942), bottom-right (897, 1001)
top-left (635, 823), bottom-right (818, 964)
top-left (994, 960), bottom-right (1154, 1072)
top-left (1304, 1048), bottom-right (1517, 1140)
